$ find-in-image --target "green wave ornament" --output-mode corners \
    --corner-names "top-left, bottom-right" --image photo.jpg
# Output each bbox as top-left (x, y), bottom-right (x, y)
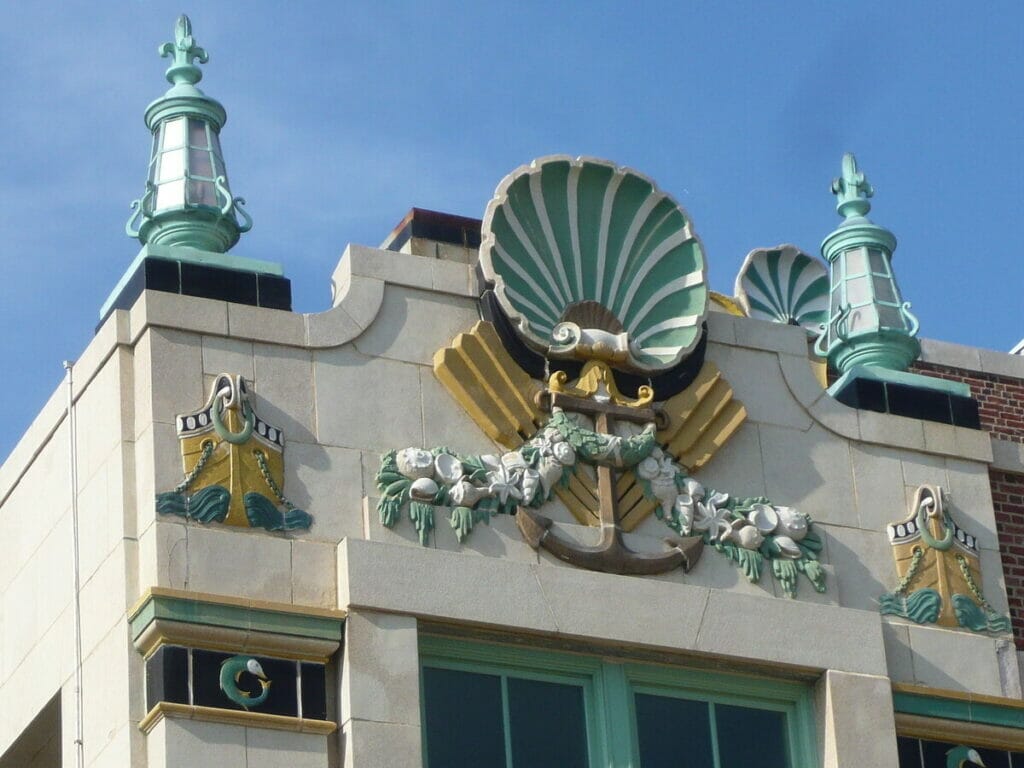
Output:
top-left (879, 587), bottom-right (942, 624)
top-left (156, 484), bottom-right (230, 523)
top-left (735, 244), bottom-right (829, 334)
top-left (479, 156), bottom-right (708, 373)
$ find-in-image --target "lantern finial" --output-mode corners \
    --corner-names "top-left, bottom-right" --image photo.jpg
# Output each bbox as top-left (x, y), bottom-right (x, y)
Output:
top-left (159, 15), bottom-right (209, 87)
top-left (831, 153), bottom-right (873, 220)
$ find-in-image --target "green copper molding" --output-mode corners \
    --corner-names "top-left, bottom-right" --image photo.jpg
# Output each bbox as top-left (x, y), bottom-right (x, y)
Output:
top-left (815, 153), bottom-right (920, 374)
top-left (129, 592), bottom-right (344, 643)
top-left (125, 15), bottom-right (252, 253)
top-left (892, 690), bottom-right (1024, 731)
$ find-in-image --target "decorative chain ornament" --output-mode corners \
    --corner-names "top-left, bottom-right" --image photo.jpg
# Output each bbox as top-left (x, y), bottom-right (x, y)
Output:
top-left (173, 440), bottom-right (214, 494)
top-left (254, 449), bottom-right (295, 510)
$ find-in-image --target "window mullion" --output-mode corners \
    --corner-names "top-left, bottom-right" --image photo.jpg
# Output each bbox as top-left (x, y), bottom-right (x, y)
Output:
top-left (708, 702), bottom-right (723, 768)
top-left (601, 662), bottom-right (636, 768)
top-left (501, 675), bottom-right (514, 768)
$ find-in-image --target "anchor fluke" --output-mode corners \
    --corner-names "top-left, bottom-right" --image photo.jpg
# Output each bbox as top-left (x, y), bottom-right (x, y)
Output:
top-left (516, 506), bottom-right (703, 576)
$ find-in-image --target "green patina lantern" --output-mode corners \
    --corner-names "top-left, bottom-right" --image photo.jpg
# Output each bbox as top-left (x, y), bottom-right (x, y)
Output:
top-left (815, 153), bottom-right (920, 373)
top-left (126, 15), bottom-right (251, 252)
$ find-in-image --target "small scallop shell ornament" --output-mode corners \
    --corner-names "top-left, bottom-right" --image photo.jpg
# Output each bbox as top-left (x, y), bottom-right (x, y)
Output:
top-left (734, 244), bottom-right (829, 335)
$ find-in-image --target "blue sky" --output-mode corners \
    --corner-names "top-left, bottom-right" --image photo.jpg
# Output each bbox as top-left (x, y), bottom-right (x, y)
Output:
top-left (2, 2), bottom-right (1022, 460)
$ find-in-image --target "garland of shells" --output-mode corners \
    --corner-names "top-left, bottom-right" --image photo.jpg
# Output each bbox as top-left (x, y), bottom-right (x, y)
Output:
top-left (376, 411), bottom-right (826, 597)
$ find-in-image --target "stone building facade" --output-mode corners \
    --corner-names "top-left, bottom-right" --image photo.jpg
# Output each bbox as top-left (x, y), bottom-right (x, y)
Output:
top-left (2, 16), bottom-right (1023, 768)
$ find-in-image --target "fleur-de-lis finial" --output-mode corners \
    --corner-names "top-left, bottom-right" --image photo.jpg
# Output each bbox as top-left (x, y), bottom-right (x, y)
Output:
top-left (831, 152), bottom-right (874, 220)
top-left (158, 14), bottom-right (209, 86)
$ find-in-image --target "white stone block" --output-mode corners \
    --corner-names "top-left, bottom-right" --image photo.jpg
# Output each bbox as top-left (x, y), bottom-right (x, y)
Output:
top-left (138, 518), bottom-right (189, 593)
top-left (694, 591), bottom-right (888, 675)
top-left (245, 728), bottom-right (329, 768)
top-left (314, 347), bottom-right (423, 452)
top-left (778, 352), bottom-right (826, 409)
top-left (227, 303), bottom-right (307, 347)
top-left (817, 524), bottom-right (895, 613)
top-left (284, 441), bottom-right (364, 544)
top-left (808, 396), bottom-right (860, 440)
top-left (136, 420), bottom-right (185, 541)
top-left (922, 420), bottom-right (958, 457)
top-left (338, 538), bottom-right (558, 633)
top-left (919, 338), bottom-right (983, 370)
top-left (881, 620), bottom-right (915, 683)
top-left (183, 525), bottom-right (293, 602)
top-left (906, 624), bottom-right (1003, 694)
top-left (78, 545), bottom-right (129, 657)
top-left (341, 611), bottom-right (421, 727)
top-left (291, 539), bottom-right (338, 607)
top-left (759, 424), bottom-right (857, 527)
top-left (858, 410), bottom-right (925, 452)
top-left (420, 368), bottom-right (500, 457)
top-left (815, 670), bottom-right (900, 768)
top-left (73, 354), bottom-right (129, 490)
top-left (944, 457), bottom-right (999, 550)
top-left (705, 311), bottom-right (738, 344)
top-left (707, 344), bottom-right (812, 430)
top-left (688, 422), bottom-right (768, 501)
top-left (251, 343), bottom-right (316, 443)
top-left (990, 436), bottom-right (1024, 473)
top-left (148, 718), bottom-right (246, 768)
top-left (140, 327), bottom-right (205, 431)
top-left (202, 335), bottom-right (254, 380)
top-left (733, 316), bottom-right (809, 356)
top-left (342, 718), bottom-right (422, 768)
top-left (80, 622), bottom-right (132, 766)
top-left (353, 286), bottom-right (478, 366)
top-left (132, 290), bottom-right (229, 338)
top-left (432, 508), bottom-right (539, 564)
top-left (978, 346), bottom-right (1024, 378)
top-left (900, 451), bottom-right (948, 491)
top-left (851, 443), bottom-right (906, 532)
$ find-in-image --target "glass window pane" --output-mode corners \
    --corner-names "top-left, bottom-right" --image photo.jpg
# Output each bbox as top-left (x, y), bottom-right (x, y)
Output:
top-left (188, 180), bottom-right (217, 207)
top-left (868, 248), bottom-right (888, 275)
top-left (210, 131), bottom-right (223, 160)
top-left (422, 667), bottom-right (506, 768)
top-left (158, 149), bottom-right (185, 182)
top-left (161, 117), bottom-right (185, 149)
top-left (844, 247), bottom-right (868, 275)
top-left (715, 704), bottom-right (787, 768)
top-left (873, 275), bottom-right (897, 303)
top-left (189, 119), bottom-right (210, 149)
top-left (155, 179), bottom-right (185, 211)
top-left (896, 736), bottom-right (922, 767)
top-left (831, 263), bottom-right (841, 288)
top-left (190, 148), bottom-right (214, 178)
top-left (509, 677), bottom-right (588, 768)
top-left (635, 693), bottom-right (713, 768)
top-left (845, 275), bottom-right (872, 305)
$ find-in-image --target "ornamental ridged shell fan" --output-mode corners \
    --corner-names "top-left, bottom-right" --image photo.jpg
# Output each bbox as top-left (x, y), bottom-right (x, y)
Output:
top-left (479, 156), bottom-right (709, 374)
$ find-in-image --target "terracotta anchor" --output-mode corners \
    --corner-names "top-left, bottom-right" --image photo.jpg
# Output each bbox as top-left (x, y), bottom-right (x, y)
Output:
top-left (517, 389), bottom-right (703, 575)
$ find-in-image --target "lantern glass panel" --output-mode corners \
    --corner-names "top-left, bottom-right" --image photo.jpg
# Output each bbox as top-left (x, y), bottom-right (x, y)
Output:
top-left (162, 117), bottom-right (185, 149)
top-left (868, 248), bottom-right (888, 275)
top-left (190, 148), bottom-right (213, 178)
top-left (157, 149), bottom-right (185, 183)
top-left (877, 304), bottom-right (904, 329)
top-left (155, 179), bottom-right (185, 211)
top-left (845, 275), bottom-right (872, 306)
top-left (845, 247), bottom-right (868, 275)
top-left (873, 275), bottom-right (897, 304)
top-left (188, 179), bottom-right (217, 207)
top-left (848, 304), bottom-right (878, 333)
top-left (188, 119), bottom-right (209, 149)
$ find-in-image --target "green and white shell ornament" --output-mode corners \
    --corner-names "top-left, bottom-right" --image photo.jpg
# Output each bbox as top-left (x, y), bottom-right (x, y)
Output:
top-left (479, 155), bottom-right (709, 374)
top-left (734, 244), bottom-right (829, 334)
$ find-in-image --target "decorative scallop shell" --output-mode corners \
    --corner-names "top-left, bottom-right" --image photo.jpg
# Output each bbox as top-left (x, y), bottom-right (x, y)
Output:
top-left (734, 244), bottom-right (829, 334)
top-left (480, 156), bottom-right (709, 373)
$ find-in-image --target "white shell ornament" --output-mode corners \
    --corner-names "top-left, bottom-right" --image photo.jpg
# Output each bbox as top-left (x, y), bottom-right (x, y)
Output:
top-left (409, 477), bottom-right (440, 500)
top-left (434, 453), bottom-right (464, 484)
top-left (747, 503), bottom-right (779, 534)
top-left (480, 155), bottom-right (709, 373)
top-left (735, 244), bottom-right (829, 334)
top-left (774, 506), bottom-right (809, 541)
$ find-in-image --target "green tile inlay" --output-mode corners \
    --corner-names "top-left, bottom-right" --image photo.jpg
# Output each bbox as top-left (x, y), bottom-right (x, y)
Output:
top-left (893, 692), bottom-right (1024, 730)
top-left (130, 593), bottom-right (343, 643)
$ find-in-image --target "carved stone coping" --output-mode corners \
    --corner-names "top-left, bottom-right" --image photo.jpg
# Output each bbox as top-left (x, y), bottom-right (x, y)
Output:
top-left (706, 312), bottom-right (993, 463)
top-left (139, 702), bottom-right (336, 736)
top-left (892, 682), bottom-right (1024, 750)
top-left (129, 587), bottom-right (345, 663)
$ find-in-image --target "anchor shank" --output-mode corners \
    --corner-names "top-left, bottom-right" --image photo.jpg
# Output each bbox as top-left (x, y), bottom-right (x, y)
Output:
top-left (546, 391), bottom-right (658, 425)
top-left (594, 411), bottom-right (623, 535)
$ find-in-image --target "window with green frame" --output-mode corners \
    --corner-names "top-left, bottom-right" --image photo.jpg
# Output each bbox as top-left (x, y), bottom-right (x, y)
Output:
top-left (419, 636), bottom-right (817, 768)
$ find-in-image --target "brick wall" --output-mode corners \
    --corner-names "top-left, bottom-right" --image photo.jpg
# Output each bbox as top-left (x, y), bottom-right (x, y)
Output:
top-left (989, 469), bottom-right (1024, 648)
top-left (912, 361), bottom-right (1024, 443)
top-left (911, 360), bottom-right (1024, 646)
